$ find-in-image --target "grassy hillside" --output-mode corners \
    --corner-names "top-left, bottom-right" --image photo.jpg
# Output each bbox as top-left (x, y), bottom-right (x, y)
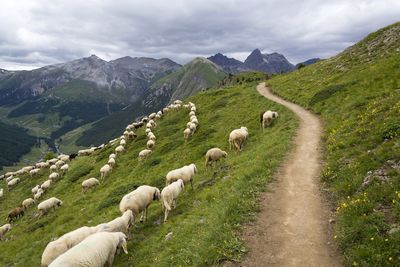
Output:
top-left (0, 77), bottom-right (297, 266)
top-left (268, 22), bottom-right (400, 266)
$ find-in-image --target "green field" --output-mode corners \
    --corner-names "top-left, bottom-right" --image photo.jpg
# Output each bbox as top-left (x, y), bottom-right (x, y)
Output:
top-left (268, 22), bottom-right (400, 266)
top-left (0, 77), bottom-right (297, 266)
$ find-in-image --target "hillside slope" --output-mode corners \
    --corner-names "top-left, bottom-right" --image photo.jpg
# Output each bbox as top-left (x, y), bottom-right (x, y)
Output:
top-left (268, 22), bottom-right (400, 266)
top-left (0, 76), bottom-right (297, 266)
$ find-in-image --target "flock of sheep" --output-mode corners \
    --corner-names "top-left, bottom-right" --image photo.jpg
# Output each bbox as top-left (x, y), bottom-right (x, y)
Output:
top-left (0, 97), bottom-right (279, 266)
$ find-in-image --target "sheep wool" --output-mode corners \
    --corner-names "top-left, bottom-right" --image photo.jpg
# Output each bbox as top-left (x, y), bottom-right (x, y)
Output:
top-left (82, 178), bottom-right (100, 193)
top-left (0, 224), bottom-right (11, 240)
top-left (205, 148), bottom-right (228, 167)
top-left (38, 197), bottom-right (63, 217)
top-left (22, 198), bottom-right (35, 209)
top-left (165, 163), bottom-right (197, 189)
top-left (161, 179), bottom-right (185, 222)
top-left (100, 164), bottom-right (111, 179)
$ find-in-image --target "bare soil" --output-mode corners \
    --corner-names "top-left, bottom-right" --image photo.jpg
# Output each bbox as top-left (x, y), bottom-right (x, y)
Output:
top-left (229, 83), bottom-right (341, 267)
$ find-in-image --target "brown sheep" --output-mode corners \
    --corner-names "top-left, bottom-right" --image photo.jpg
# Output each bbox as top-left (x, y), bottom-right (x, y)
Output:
top-left (8, 207), bottom-right (24, 222)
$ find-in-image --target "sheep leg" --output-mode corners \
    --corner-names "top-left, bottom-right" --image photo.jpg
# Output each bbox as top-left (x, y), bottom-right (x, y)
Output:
top-left (164, 209), bottom-right (169, 222)
top-left (173, 199), bottom-right (177, 209)
top-left (140, 210), bottom-right (145, 222)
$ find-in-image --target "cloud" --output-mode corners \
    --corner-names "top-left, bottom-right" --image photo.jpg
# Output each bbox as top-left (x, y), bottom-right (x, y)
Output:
top-left (0, 0), bottom-right (399, 69)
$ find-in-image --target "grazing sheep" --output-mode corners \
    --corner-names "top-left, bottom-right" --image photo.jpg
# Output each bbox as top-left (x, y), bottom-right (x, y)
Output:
top-left (5, 171), bottom-right (14, 178)
top-left (149, 112), bottom-right (156, 119)
top-left (34, 188), bottom-right (45, 201)
top-left (138, 149), bottom-right (152, 161)
top-left (22, 198), bottom-right (35, 209)
top-left (108, 157), bottom-right (116, 168)
top-left (7, 177), bottom-right (20, 189)
top-left (32, 185), bottom-right (41, 195)
top-left (183, 128), bottom-right (192, 142)
top-left (189, 122), bottom-right (197, 133)
top-left (165, 163), bottom-right (197, 189)
top-left (119, 185), bottom-right (161, 222)
top-left (127, 131), bottom-right (137, 140)
top-left (0, 188), bottom-right (3, 198)
top-left (205, 148), bottom-right (228, 167)
top-left (0, 224), bottom-right (11, 240)
top-left (191, 118), bottom-right (199, 125)
top-left (120, 139), bottom-right (126, 146)
top-left (229, 126), bottom-right (249, 151)
top-left (8, 207), bottom-right (24, 222)
top-left (155, 114), bottom-right (161, 120)
top-left (260, 110), bottom-right (279, 130)
top-left (38, 197), bottom-right (63, 217)
top-left (161, 179), bottom-right (185, 222)
top-left (29, 168), bottom-right (41, 177)
top-left (36, 162), bottom-right (50, 169)
top-left (78, 148), bottom-right (95, 156)
top-left (141, 116), bottom-right (149, 123)
top-left (148, 133), bottom-right (156, 141)
top-left (0, 174), bottom-right (4, 180)
top-left (50, 165), bottom-right (57, 172)
top-left (189, 111), bottom-right (195, 117)
top-left (48, 232), bottom-right (128, 267)
top-left (58, 154), bottom-right (70, 162)
top-left (47, 158), bottom-right (58, 165)
top-left (109, 153), bottom-right (116, 159)
top-left (60, 164), bottom-right (69, 174)
top-left (41, 180), bottom-right (52, 191)
top-left (49, 172), bottom-right (60, 181)
top-left (115, 145), bottom-right (125, 154)
top-left (100, 164), bottom-right (111, 179)
top-left (55, 160), bottom-right (65, 168)
top-left (41, 226), bottom-right (101, 266)
top-left (82, 178), bottom-right (100, 193)
top-left (190, 106), bottom-right (196, 112)
top-left (147, 140), bottom-right (155, 149)
top-left (163, 107), bottom-right (170, 113)
top-left (145, 128), bottom-right (151, 134)
top-left (95, 210), bottom-right (133, 238)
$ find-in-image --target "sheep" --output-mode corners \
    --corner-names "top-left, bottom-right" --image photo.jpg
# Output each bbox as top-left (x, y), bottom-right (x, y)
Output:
top-left (229, 126), bottom-right (249, 151)
top-left (50, 165), bottom-right (57, 172)
top-left (0, 174), bottom-right (4, 180)
top-left (6, 175), bottom-right (14, 183)
top-left (174, 100), bottom-right (183, 105)
top-left (82, 178), bottom-right (100, 193)
top-left (48, 232), bottom-right (128, 267)
top-left (146, 122), bottom-right (153, 129)
top-left (108, 157), bottom-right (116, 168)
top-left (191, 117), bottom-right (199, 125)
top-left (155, 114), bottom-right (161, 120)
top-left (115, 145), bottom-right (125, 154)
top-left (109, 153), bottom-right (116, 159)
top-left (49, 172), bottom-right (60, 181)
top-left (58, 154), bottom-right (70, 162)
top-left (0, 224), bottom-right (11, 240)
top-left (5, 171), bottom-right (14, 177)
top-left (119, 185), bottom-right (161, 223)
top-left (145, 128), bottom-right (151, 135)
top-left (41, 226), bottom-right (101, 266)
top-left (7, 177), bottom-right (20, 189)
top-left (161, 179), bottom-right (185, 222)
top-left (148, 133), bottom-right (156, 141)
top-left (60, 164), bottom-right (69, 174)
top-left (120, 139), bottom-right (126, 146)
top-left (190, 106), bottom-right (196, 112)
top-left (95, 210), bottom-right (133, 239)
top-left (141, 116), bottom-right (149, 123)
top-left (0, 188), bottom-right (3, 198)
top-left (78, 148), bottom-right (95, 156)
top-left (41, 180), bottom-right (52, 191)
top-left (149, 112), bottom-right (156, 119)
top-left (189, 122), bottom-right (197, 133)
top-left (205, 148), bottom-right (228, 167)
top-left (22, 198), bottom-right (35, 209)
top-left (147, 140), bottom-right (155, 149)
top-left (189, 111), bottom-right (195, 117)
top-left (8, 207), bottom-right (24, 222)
top-left (34, 188), bottom-right (45, 201)
top-left (36, 162), bottom-right (50, 169)
top-left (165, 163), bottom-right (197, 189)
top-left (138, 149), bottom-right (152, 161)
top-left (100, 164), bottom-right (111, 179)
top-left (260, 110), bottom-right (279, 130)
top-left (55, 160), bottom-right (65, 168)
top-left (163, 107), bottom-right (170, 113)
top-left (47, 158), bottom-right (58, 165)
top-left (38, 197), bottom-right (63, 217)
top-left (32, 185), bottom-right (41, 195)
top-left (183, 128), bottom-right (192, 142)
top-left (127, 131), bottom-right (137, 139)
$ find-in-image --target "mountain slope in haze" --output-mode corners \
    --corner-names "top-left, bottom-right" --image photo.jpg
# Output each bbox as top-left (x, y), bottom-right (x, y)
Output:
top-left (244, 49), bottom-right (295, 74)
top-left (0, 73), bottom-right (298, 266)
top-left (268, 21), bottom-right (400, 266)
top-left (295, 58), bottom-right (321, 68)
top-left (207, 53), bottom-right (250, 73)
top-left (141, 57), bottom-right (227, 113)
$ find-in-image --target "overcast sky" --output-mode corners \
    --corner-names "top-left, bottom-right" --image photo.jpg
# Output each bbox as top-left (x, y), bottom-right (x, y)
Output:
top-left (0, 0), bottom-right (399, 70)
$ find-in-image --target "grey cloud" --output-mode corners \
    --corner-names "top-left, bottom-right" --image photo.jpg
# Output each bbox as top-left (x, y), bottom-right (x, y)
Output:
top-left (0, 0), bottom-right (399, 69)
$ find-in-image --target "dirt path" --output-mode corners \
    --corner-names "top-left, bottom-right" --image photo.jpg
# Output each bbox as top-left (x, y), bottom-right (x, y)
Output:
top-left (231, 83), bottom-right (341, 267)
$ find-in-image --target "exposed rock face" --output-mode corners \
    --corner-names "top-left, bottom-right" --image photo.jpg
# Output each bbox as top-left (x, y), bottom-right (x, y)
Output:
top-left (244, 49), bottom-right (295, 74)
top-left (207, 53), bottom-right (250, 73)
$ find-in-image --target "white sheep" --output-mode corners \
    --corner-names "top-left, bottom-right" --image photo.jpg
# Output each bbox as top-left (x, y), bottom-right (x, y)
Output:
top-left (148, 133), bottom-right (156, 141)
top-left (127, 131), bottom-right (136, 140)
top-left (119, 185), bottom-right (161, 222)
top-left (100, 164), bottom-right (111, 179)
top-left (29, 168), bottom-right (41, 177)
top-left (58, 154), bottom-right (70, 162)
top-left (145, 128), bottom-right (151, 135)
top-left (147, 140), bottom-right (155, 149)
top-left (47, 158), bottom-right (58, 165)
top-left (32, 185), bottom-right (41, 195)
top-left (191, 117), bottom-right (199, 125)
top-left (205, 148), bottom-right (228, 167)
top-left (78, 148), bottom-right (95, 156)
top-left (146, 122), bottom-right (153, 129)
top-left (138, 149), bottom-right (152, 160)
top-left (6, 175), bottom-right (14, 183)
top-left (50, 165), bottom-right (57, 172)
top-left (48, 232), bottom-right (128, 267)
top-left (22, 198), bottom-right (35, 209)
top-left (120, 139), bottom-right (126, 146)
top-left (0, 224), bottom-right (11, 240)
top-left (109, 153), bottom-right (116, 159)
top-left (190, 106), bottom-right (196, 112)
top-left (115, 145), bottom-right (125, 154)
top-left (155, 114), bottom-right (161, 120)
top-left (60, 164), bottom-right (69, 174)
top-left (183, 128), bottom-right (192, 142)
top-left (189, 111), bottom-right (195, 117)
top-left (189, 122), bottom-right (197, 133)
top-left (174, 100), bottom-right (183, 105)
top-left (55, 160), bottom-right (65, 168)
top-left (7, 177), bottom-right (20, 189)
top-left (41, 225), bottom-right (101, 266)
top-left (95, 210), bottom-right (133, 238)
top-left (161, 179), bottom-right (185, 222)
top-left (229, 126), bottom-right (249, 151)
top-left (260, 110), bottom-right (279, 130)
top-left (165, 163), bottom-right (197, 189)
top-left (108, 157), bottom-right (116, 168)
top-left (163, 107), bottom-right (169, 113)
top-left (82, 178), bottom-right (100, 193)
top-left (49, 172), bottom-right (60, 181)
top-left (34, 188), bottom-right (44, 201)
top-left (4, 171), bottom-right (14, 177)
top-left (41, 180), bottom-right (52, 191)
top-left (38, 197), bottom-right (63, 217)
top-left (149, 112), bottom-right (156, 119)
top-left (0, 188), bottom-right (3, 198)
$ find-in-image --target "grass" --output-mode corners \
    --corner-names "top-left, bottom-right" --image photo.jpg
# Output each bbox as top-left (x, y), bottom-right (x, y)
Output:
top-left (268, 21), bottom-right (400, 266)
top-left (0, 77), bottom-right (297, 266)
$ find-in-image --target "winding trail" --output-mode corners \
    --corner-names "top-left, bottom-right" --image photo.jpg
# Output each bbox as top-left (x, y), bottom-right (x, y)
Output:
top-left (233, 83), bottom-right (341, 267)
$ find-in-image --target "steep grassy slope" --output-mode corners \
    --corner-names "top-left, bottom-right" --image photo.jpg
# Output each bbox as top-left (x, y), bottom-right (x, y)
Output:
top-left (0, 78), bottom-right (297, 266)
top-left (268, 22), bottom-right (400, 266)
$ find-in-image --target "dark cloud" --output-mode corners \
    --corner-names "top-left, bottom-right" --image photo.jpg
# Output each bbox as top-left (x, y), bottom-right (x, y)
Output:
top-left (0, 0), bottom-right (399, 69)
